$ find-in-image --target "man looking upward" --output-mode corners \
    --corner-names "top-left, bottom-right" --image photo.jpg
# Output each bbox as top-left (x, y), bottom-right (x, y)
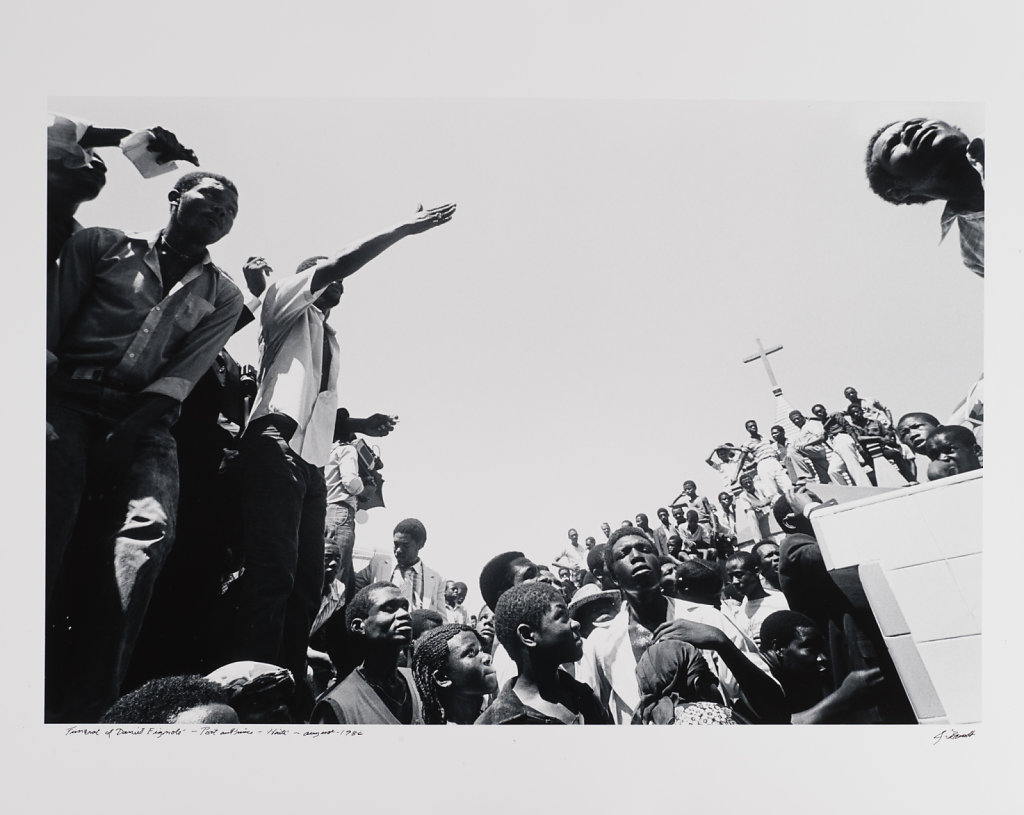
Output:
top-left (47, 171), bottom-right (244, 722)
top-left (865, 117), bottom-right (984, 276)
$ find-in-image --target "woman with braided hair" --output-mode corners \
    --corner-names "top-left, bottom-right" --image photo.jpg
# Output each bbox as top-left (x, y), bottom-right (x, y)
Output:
top-left (411, 624), bottom-right (497, 724)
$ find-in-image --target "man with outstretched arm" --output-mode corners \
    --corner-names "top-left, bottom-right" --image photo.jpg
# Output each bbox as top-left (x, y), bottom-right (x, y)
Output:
top-left (222, 202), bottom-right (455, 718)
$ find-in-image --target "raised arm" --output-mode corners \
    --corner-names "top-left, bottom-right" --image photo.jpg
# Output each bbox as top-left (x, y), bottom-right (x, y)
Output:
top-left (309, 203), bottom-right (456, 292)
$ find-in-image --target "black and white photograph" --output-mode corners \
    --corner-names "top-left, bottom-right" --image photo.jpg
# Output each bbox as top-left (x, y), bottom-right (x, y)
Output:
top-left (8, 1), bottom-right (1020, 812)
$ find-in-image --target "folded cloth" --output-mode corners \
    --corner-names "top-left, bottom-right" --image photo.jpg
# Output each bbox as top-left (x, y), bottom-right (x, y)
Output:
top-left (632, 639), bottom-right (741, 724)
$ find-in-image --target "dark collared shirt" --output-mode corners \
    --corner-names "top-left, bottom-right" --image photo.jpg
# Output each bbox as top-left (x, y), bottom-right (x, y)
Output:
top-left (475, 673), bottom-right (614, 725)
top-left (49, 227), bottom-right (243, 401)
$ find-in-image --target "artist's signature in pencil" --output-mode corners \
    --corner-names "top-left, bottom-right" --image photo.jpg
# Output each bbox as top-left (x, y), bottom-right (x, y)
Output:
top-left (932, 728), bottom-right (975, 745)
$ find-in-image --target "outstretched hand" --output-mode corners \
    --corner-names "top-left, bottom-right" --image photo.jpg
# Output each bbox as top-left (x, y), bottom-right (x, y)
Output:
top-left (358, 413), bottom-right (398, 437)
top-left (405, 202), bottom-right (456, 235)
top-left (147, 126), bottom-right (200, 166)
top-left (837, 667), bottom-right (885, 702)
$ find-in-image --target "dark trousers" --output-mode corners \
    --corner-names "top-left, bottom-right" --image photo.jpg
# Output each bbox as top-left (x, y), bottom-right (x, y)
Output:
top-left (225, 418), bottom-right (326, 702)
top-left (46, 378), bottom-right (178, 722)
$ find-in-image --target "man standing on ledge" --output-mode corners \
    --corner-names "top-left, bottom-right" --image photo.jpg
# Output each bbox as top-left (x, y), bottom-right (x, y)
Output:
top-left (46, 171), bottom-right (244, 722)
top-left (225, 202), bottom-right (455, 716)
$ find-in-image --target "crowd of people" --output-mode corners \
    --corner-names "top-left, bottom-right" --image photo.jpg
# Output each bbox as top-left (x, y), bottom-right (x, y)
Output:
top-left (45, 110), bottom-right (982, 726)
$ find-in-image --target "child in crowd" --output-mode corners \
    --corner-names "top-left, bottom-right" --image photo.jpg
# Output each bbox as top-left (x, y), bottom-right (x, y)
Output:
top-left (411, 624), bottom-right (497, 724)
top-left (475, 582), bottom-right (612, 724)
top-left (923, 425), bottom-right (983, 477)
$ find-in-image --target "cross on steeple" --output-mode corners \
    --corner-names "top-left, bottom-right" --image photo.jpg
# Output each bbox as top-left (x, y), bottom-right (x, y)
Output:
top-left (742, 338), bottom-right (797, 435)
top-left (742, 338), bottom-right (785, 396)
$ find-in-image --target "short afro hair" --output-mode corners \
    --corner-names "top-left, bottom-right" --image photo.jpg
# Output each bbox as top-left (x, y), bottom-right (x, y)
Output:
top-left (603, 526), bottom-right (652, 570)
top-left (101, 675), bottom-right (230, 724)
top-left (172, 170), bottom-right (238, 198)
top-left (345, 581), bottom-right (398, 632)
top-left (864, 121), bottom-right (935, 206)
top-left (897, 411), bottom-right (940, 428)
top-left (479, 551), bottom-right (528, 611)
top-left (725, 551), bottom-right (759, 572)
top-left (752, 540), bottom-right (780, 560)
top-left (923, 425), bottom-right (980, 459)
top-left (772, 493), bottom-right (795, 530)
top-left (586, 543), bottom-right (609, 574)
top-left (296, 255), bottom-right (329, 274)
top-left (493, 582), bottom-right (564, 659)
top-left (759, 610), bottom-right (819, 652)
top-left (394, 518), bottom-right (427, 546)
top-left (673, 559), bottom-right (724, 595)
top-left (410, 608), bottom-right (445, 640)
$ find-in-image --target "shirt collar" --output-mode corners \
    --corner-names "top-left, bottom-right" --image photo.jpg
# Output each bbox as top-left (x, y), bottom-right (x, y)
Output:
top-left (126, 229), bottom-right (214, 269)
top-left (939, 138), bottom-right (985, 241)
top-left (396, 558), bottom-right (423, 575)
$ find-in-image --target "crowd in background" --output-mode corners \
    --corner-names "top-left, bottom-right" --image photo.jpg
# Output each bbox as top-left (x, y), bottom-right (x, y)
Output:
top-left (45, 110), bottom-right (983, 725)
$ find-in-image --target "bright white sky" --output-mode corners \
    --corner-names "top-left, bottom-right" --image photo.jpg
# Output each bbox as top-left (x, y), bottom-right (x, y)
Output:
top-left (52, 97), bottom-right (983, 612)
top-left (10, 0), bottom-right (1023, 809)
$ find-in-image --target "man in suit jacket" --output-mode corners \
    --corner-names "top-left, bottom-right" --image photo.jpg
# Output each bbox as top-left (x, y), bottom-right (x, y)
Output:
top-left (354, 518), bottom-right (446, 612)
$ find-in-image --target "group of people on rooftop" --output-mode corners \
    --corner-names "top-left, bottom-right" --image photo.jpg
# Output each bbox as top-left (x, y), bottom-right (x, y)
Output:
top-left (45, 109), bottom-right (982, 725)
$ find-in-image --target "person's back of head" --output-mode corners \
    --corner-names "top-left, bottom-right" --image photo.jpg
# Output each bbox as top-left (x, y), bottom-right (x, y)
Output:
top-left (101, 675), bottom-right (238, 724)
top-left (410, 608), bottom-right (445, 640)
top-left (479, 551), bottom-right (531, 611)
top-left (673, 559), bottom-right (724, 607)
top-left (773, 494), bottom-right (814, 537)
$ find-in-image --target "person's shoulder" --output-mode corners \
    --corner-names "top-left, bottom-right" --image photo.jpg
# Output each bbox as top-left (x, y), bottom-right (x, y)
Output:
top-left (562, 672), bottom-right (613, 724)
top-left (65, 225), bottom-right (128, 252)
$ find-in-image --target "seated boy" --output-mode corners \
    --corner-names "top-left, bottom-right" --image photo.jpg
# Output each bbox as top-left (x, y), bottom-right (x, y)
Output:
top-left (309, 582), bottom-right (423, 724)
top-left (475, 583), bottom-right (613, 724)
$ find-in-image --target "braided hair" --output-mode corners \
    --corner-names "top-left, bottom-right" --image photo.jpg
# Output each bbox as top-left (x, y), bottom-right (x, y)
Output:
top-left (411, 623), bottom-right (479, 725)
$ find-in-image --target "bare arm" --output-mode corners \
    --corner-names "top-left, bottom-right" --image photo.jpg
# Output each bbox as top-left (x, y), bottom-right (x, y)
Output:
top-left (309, 203), bottom-right (456, 292)
top-left (791, 668), bottom-right (885, 724)
top-left (653, 619), bottom-right (788, 723)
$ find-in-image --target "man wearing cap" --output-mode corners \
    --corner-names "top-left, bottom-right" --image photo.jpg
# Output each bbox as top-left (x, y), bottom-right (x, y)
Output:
top-left (223, 202), bottom-right (454, 714)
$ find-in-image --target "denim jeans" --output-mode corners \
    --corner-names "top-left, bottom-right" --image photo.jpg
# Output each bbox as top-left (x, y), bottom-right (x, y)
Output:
top-left (226, 418), bottom-right (326, 696)
top-left (324, 501), bottom-right (356, 597)
top-left (46, 378), bottom-right (179, 722)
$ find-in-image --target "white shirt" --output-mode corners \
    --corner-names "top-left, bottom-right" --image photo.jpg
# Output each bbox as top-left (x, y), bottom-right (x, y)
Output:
top-left (248, 267), bottom-right (340, 466)
top-left (390, 559), bottom-right (426, 609)
top-left (324, 441), bottom-right (364, 508)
